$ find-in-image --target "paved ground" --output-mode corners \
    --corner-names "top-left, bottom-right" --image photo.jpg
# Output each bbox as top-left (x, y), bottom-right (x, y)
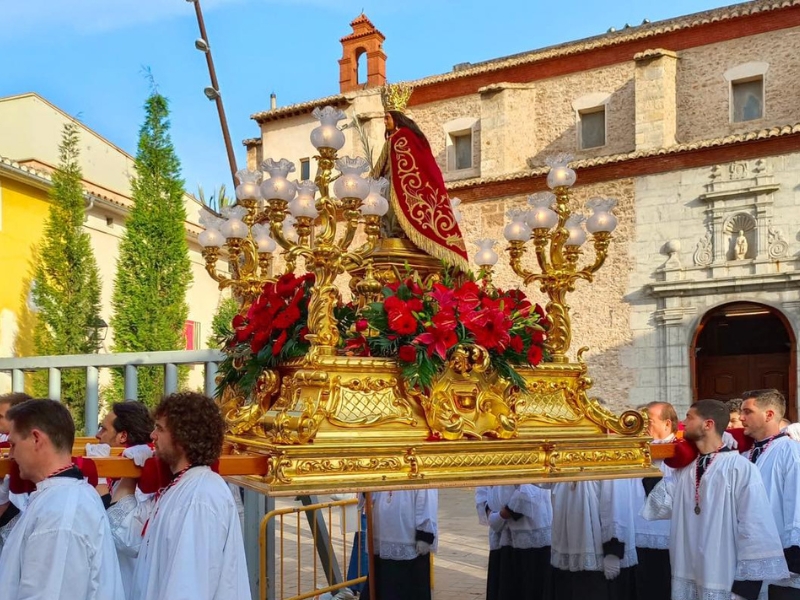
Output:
top-left (271, 487), bottom-right (488, 600)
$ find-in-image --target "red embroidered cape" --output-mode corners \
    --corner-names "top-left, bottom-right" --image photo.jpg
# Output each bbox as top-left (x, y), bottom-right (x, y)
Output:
top-left (387, 128), bottom-right (469, 272)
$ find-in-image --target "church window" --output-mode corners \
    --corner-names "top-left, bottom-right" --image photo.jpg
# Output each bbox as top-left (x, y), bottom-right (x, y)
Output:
top-left (579, 107), bottom-right (606, 149)
top-left (731, 78), bottom-right (764, 123)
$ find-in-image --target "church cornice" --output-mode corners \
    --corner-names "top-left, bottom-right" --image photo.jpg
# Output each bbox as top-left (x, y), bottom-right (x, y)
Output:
top-left (449, 123), bottom-right (800, 202)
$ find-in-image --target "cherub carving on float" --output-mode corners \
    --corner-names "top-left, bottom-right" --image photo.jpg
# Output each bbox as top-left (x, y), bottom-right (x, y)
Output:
top-left (371, 83), bottom-right (470, 273)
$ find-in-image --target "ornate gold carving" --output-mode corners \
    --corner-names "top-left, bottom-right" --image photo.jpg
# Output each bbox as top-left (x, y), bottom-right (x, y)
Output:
top-left (219, 369), bottom-right (281, 437)
top-left (296, 457), bottom-right (402, 475)
top-left (329, 376), bottom-right (417, 427)
top-left (422, 344), bottom-right (517, 440)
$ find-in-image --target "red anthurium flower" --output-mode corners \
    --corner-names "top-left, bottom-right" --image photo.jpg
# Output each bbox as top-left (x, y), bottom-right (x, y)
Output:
top-left (453, 280), bottom-right (481, 312)
top-left (398, 345), bottom-right (417, 363)
top-left (406, 298), bottom-right (424, 313)
top-left (415, 326), bottom-right (458, 360)
top-left (432, 309), bottom-right (457, 331)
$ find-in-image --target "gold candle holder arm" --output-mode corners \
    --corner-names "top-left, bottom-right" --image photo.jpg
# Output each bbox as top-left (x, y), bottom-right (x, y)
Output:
top-left (577, 231), bottom-right (613, 280)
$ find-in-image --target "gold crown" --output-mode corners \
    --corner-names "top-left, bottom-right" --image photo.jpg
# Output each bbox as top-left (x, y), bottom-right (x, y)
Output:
top-left (381, 82), bottom-right (413, 113)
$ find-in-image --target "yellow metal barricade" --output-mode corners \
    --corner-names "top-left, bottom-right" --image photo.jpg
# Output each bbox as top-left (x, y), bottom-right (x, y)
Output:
top-left (260, 498), bottom-right (368, 600)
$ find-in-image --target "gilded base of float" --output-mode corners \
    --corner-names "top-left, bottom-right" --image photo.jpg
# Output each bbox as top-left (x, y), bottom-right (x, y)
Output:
top-left (219, 353), bottom-right (658, 496)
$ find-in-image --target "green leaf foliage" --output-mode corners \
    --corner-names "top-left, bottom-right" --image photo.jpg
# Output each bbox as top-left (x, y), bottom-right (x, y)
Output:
top-left (30, 122), bottom-right (103, 430)
top-left (110, 91), bottom-right (192, 406)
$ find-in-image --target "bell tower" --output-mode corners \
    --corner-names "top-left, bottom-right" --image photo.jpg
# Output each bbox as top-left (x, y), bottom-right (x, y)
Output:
top-left (339, 14), bottom-right (386, 93)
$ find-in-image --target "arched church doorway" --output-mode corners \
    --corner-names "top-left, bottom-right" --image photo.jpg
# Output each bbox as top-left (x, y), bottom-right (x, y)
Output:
top-left (692, 302), bottom-right (796, 421)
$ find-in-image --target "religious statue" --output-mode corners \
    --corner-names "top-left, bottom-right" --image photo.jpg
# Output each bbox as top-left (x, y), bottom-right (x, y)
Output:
top-left (371, 83), bottom-right (469, 272)
top-left (735, 230), bottom-right (748, 260)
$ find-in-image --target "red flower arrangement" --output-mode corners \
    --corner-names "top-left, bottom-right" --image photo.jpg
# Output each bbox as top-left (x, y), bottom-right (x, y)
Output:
top-left (349, 271), bottom-right (549, 391)
top-left (216, 272), bottom-right (315, 397)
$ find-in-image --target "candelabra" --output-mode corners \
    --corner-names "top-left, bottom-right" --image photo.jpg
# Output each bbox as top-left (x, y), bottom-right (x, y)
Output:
top-left (504, 154), bottom-right (618, 363)
top-left (198, 106), bottom-right (389, 359)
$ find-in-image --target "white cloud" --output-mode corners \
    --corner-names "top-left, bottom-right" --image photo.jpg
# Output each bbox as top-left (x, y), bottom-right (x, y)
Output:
top-left (1, 0), bottom-right (247, 36)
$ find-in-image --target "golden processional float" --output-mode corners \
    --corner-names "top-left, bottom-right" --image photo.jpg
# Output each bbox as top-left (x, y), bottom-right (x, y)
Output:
top-left (195, 85), bottom-right (661, 496)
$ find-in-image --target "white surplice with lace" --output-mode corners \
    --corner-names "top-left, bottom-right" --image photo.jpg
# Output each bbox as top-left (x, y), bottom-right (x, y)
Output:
top-left (0, 476), bottom-right (125, 600)
top-left (748, 435), bottom-right (800, 593)
top-left (643, 451), bottom-right (789, 600)
top-left (370, 489), bottom-right (437, 560)
top-left (125, 466), bottom-right (250, 600)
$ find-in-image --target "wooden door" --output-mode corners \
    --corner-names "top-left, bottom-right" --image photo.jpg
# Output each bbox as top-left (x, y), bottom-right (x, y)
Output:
top-left (696, 353), bottom-right (794, 420)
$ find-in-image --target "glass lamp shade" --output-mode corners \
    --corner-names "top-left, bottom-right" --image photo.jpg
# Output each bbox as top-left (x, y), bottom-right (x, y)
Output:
top-left (564, 214), bottom-right (587, 247)
top-left (220, 218), bottom-right (248, 239)
top-left (473, 239), bottom-right (499, 266)
top-left (333, 157), bottom-right (370, 201)
top-left (545, 153), bottom-right (577, 189)
top-left (289, 181), bottom-right (319, 218)
top-left (360, 177), bottom-right (389, 216)
top-left (503, 210), bottom-right (532, 242)
top-left (259, 158), bottom-right (297, 202)
top-left (585, 197), bottom-right (619, 234)
top-left (251, 224), bottom-right (277, 253)
top-left (527, 192), bottom-right (559, 230)
top-left (234, 169), bottom-right (263, 201)
top-left (219, 205), bottom-right (249, 239)
top-left (198, 228), bottom-right (224, 247)
top-left (310, 106), bottom-right (347, 151)
top-left (282, 216), bottom-right (299, 244)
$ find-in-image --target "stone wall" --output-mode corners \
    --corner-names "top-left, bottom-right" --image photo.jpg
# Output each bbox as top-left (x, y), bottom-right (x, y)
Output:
top-left (676, 27), bottom-right (800, 143)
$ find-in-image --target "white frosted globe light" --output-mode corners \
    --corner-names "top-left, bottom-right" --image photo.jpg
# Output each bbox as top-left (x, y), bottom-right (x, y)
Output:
top-left (198, 228), bottom-right (224, 247)
top-left (333, 173), bottom-right (369, 201)
top-left (474, 248), bottom-right (499, 266)
top-left (547, 165), bottom-right (577, 189)
top-left (256, 234), bottom-right (277, 253)
top-left (586, 211), bottom-right (618, 234)
top-left (503, 219), bottom-right (531, 242)
top-left (235, 181), bottom-right (261, 201)
top-left (261, 176), bottom-right (296, 203)
top-left (289, 196), bottom-right (319, 219)
top-left (220, 217), bottom-right (248, 239)
top-left (310, 124), bottom-right (346, 151)
top-left (564, 215), bottom-right (587, 247)
top-left (282, 218), bottom-right (299, 244)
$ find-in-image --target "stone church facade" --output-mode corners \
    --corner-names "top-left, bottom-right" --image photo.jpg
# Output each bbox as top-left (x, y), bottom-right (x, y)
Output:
top-left (245, 1), bottom-right (800, 417)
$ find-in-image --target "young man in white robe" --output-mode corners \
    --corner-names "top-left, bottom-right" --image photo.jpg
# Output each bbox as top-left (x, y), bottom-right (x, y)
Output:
top-left (113, 391), bottom-right (251, 600)
top-left (634, 401), bottom-right (678, 600)
top-left (88, 400), bottom-right (155, 597)
top-left (361, 489), bottom-right (438, 600)
top-left (643, 398), bottom-right (790, 600)
top-left (0, 398), bottom-right (125, 599)
top-left (546, 476), bottom-right (638, 600)
top-left (740, 389), bottom-right (800, 599)
top-left (0, 392), bottom-right (33, 551)
top-left (476, 484), bottom-right (552, 600)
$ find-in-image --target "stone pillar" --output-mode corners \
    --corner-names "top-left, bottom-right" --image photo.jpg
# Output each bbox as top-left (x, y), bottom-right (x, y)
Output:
top-left (654, 303), bottom-right (696, 412)
top-left (634, 49), bottom-right (679, 151)
top-left (339, 14), bottom-right (386, 93)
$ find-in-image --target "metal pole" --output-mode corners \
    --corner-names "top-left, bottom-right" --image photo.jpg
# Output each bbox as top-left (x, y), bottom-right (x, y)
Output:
top-left (48, 367), bottom-right (61, 401)
top-left (85, 366), bottom-right (100, 436)
top-left (298, 495), bottom-right (343, 587)
top-left (191, 0), bottom-right (238, 187)
top-left (365, 492), bottom-right (377, 600)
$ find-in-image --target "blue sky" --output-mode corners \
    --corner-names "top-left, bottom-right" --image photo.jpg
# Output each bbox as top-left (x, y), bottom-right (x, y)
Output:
top-left (0, 0), bottom-right (735, 198)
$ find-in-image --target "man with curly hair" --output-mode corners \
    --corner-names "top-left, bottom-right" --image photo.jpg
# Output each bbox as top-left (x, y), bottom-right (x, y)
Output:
top-left (121, 392), bottom-right (250, 600)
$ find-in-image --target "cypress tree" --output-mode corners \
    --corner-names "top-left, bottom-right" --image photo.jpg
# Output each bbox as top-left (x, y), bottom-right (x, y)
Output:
top-left (31, 122), bottom-right (103, 430)
top-left (110, 91), bottom-right (192, 406)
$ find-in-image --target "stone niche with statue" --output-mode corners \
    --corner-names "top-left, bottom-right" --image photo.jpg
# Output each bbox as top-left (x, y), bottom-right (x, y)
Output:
top-left (200, 84), bottom-right (656, 496)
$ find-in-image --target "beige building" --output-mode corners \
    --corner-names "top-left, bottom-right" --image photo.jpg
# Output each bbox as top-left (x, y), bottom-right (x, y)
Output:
top-left (246, 2), bottom-right (800, 418)
top-left (0, 92), bottom-right (227, 392)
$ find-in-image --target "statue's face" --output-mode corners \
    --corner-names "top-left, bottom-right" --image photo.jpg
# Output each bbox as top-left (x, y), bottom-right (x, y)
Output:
top-left (384, 112), bottom-right (395, 132)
